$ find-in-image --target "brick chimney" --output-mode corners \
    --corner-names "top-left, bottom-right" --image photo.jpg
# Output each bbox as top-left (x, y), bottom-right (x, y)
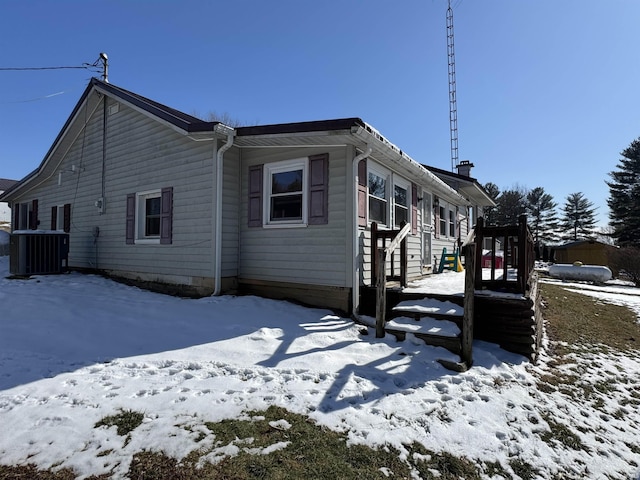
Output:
top-left (456, 160), bottom-right (474, 177)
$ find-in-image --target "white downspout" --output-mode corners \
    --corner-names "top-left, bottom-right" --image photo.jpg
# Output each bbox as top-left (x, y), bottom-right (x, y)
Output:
top-left (352, 146), bottom-right (373, 320)
top-left (213, 126), bottom-right (236, 296)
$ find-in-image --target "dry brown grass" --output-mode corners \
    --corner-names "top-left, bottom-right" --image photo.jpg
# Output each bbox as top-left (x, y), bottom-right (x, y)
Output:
top-left (540, 283), bottom-right (640, 354)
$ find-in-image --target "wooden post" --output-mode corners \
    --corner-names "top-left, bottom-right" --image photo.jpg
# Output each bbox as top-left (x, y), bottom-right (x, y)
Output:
top-left (518, 215), bottom-right (527, 294)
top-left (461, 242), bottom-right (475, 367)
top-left (375, 248), bottom-right (387, 338)
top-left (371, 222), bottom-right (378, 286)
top-left (474, 217), bottom-right (484, 290)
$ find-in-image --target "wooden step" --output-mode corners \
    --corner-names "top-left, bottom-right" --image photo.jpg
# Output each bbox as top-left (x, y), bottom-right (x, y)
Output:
top-left (391, 298), bottom-right (463, 321)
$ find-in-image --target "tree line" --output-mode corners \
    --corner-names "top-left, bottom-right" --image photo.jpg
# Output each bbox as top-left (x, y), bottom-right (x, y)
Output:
top-left (481, 137), bottom-right (639, 284)
top-left (481, 185), bottom-right (598, 246)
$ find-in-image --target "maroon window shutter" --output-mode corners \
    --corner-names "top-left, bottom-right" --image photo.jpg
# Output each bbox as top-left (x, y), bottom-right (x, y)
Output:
top-left (30, 199), bottom-right (39, 230)
top-left (357, 159), bottom-right (367, 227)
top-left (63, 204), bottom-right (71, 233)
top-left (126, 194), bottom-right (136, 244)
top-left (160, 187), bottom-right (173, 245)
top-left (51, 206), bottom-right (57, 230)
top-left (248, 165), bottom-right (263, 227)
top-left (13, 203), bottom-right (20, 231)
top-left (308, 153), bottom-right (329, 225)
top-left (411, 183), bottom-right (418, 235)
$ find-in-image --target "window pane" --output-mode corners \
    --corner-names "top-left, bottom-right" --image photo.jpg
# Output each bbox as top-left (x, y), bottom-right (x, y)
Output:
top-left (369, 197), bottom-right (387, 224)
top-left (271, 194), bottom-right (302, 220)
top-left (395, 205), bottom-right (408, 227)
top-left (394, 185), bottom-right (407, 207)
top-left (145, 197), bottom-right (161, 236)
top-left (146, 217), bottom-right (160, 236)
top-left (272, 170), bottom-right (302, 194)
top-left (368, 173), bottom-right (386, 199)
top-left (146, 197), bottom-right (161, 215)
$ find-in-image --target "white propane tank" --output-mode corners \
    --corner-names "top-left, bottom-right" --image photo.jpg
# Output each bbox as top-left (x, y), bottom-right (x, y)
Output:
top-left (548, 263), bottom-right (612, 282)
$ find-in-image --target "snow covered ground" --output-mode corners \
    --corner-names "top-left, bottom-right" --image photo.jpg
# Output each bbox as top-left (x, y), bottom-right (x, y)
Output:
top-left (1, 256), bottom-right (639, 479)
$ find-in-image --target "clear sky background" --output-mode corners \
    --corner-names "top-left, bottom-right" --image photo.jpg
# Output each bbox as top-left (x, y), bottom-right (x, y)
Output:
top-left (1, 0), bottom-right (639, 228)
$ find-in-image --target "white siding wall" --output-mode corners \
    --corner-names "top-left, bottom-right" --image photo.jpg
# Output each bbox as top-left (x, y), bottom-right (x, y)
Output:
top-left (12, 96), bottom-right (225, 286)
top-left (239, 146), bottom-right (349, 287)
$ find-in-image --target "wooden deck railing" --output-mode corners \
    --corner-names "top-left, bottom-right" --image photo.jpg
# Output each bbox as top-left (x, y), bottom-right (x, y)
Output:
top-left (473, 214), bottom-right (535, 294)
top-left (373, 222), bottom-right (411, 338)
top-left (370, 222), bottom-right (408, 288)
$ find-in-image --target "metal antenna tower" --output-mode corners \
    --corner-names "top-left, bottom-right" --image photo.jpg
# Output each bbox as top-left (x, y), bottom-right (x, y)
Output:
top-left (446, 0), bottom-right (459, 172)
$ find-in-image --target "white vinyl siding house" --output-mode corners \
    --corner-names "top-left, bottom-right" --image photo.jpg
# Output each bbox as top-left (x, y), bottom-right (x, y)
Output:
top-left (0, 78), bottom-right (477, 313)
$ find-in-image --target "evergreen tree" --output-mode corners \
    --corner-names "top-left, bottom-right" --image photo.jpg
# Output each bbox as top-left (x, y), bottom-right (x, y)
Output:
top-left (607, 137), bottom-right (640, 247)
top-left (526, 187), bottom-right (559, 244)
top-left (495, 186), bottom-right (528, 226)
top-left (482, 182), bottom-right (500, 225)
top-left (560, 192), bottom-right (597, 241)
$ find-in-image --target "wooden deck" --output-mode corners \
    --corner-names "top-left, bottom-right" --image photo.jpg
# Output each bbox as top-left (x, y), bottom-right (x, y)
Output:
top-left (361, 215), bottom-right (543, 365)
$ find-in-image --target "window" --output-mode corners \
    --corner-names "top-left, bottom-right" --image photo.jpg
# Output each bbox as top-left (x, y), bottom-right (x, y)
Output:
top-left (439, 206), bottom-right (446, 236)
top-left (126, 187), bottom-right (173, 244)
top-left (19, 202), bottom-right (30, 230)
top-left (368, 170), bottom-right (387, 224)
top-left (14, 199), bottom-right (38, 230)
top-left (266, 160), bottom-right (305, 224)
top-left (393, 181), bottom-right (409, 228)
top-left (140, 193), bottom-right (161, 238)
top-left (51, 204), bottom-right (71, 232)
top-left (248, 154), bottom-right (329, 228)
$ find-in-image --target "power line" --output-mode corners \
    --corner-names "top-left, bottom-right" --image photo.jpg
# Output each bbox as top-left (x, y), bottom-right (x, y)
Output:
top-left (0, 65), bottom-right (92, 71)
top-left (0, 53), bottom-right (108, 82)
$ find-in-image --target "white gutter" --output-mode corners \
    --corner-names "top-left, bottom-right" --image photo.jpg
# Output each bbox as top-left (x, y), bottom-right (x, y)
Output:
top-left (212, 124), bottom-right (236, 296)
top-left (351, 145), bottom-right (373, 320)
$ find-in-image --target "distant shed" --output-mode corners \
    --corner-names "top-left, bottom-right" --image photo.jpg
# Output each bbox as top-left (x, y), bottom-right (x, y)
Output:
top-left (553, 240), bottom-right (616, 267)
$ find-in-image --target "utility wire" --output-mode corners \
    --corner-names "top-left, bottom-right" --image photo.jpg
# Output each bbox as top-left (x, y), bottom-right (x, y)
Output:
top-left (0, 65), bottom-right (91, 71)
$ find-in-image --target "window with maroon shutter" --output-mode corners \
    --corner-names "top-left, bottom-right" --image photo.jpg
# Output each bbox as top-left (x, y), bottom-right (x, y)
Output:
top-left (357, 159), bottom-right (367, 227)
top-left (248, 165), bottom-right (263, 227)
top-left (308, 153), bottom-right (328, 225)
top-left (126, 190), bottom-right (173, 244)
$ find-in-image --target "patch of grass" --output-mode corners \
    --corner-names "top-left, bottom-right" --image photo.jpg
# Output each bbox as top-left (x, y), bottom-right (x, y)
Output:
top-left (130, 406), bottom-right (485, 480)
top-left (508, 457), bottom-right (539, 480)
top-left (539, 414), bottom-right (588, 452)
top-left (0, 464), bottom-right (109, 480)
top-left (94, 408), bottom-right (144, 437)
top-left (541, 283), bottom-right (640, 352)
top-left (483, 460), bottom-right (509, 477)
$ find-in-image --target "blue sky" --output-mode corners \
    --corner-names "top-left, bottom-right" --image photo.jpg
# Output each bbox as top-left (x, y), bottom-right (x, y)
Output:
top-left (2, 0), bottom-right (639, 227)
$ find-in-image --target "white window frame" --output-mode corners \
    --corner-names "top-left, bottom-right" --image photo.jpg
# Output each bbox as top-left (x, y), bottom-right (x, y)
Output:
top-left (393, 176), bottom-right (410, 228)
top-left (55, 205), bottom-right (65, 231)
top-left (368, 164), bottom-right (389, 227)
top-left (263, 158), bottom-right (308, 228)
top-left (19, 202), bottom-right (31, 230)
top-left (439, 205), bottom-right (447, 237)
top-left (367, 163), bottom-right (413, 230)
top-left (449, 209), bottom-right (456, 238)
top-left (135, 189), bottom-right (162, 244)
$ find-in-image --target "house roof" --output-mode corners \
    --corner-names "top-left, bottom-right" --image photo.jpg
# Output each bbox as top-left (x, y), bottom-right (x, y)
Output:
top-left (555, 239), bottom-right (614, 250)
top-left (0, 78), bottom-right (466, 205)
top-left (423, 164), bottom-right (496, 208)
top-left (0, 178), bottom-right (18, 192)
